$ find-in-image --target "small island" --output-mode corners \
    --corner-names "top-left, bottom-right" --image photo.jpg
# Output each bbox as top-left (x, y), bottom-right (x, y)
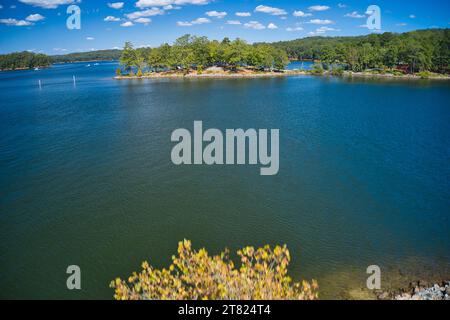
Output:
top-left (114, 30), bottom-right (450, 80)
top-left (115, 35), bottom-right (290, 79)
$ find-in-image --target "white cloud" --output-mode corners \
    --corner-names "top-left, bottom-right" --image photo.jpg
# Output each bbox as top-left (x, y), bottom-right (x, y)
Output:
top-left (26, 13), bottom-right (45, 21)
top-left (338, 3), bottom-right (346, 8)
top-left (134, 17), bottom-right (151, 24)
top-left (104, 16), bottom-right (121, 21)
top-left (136, 0), bottom-right (210, 9)
top-left (0, 18), bottom-right (33, 26)
top-left (206, 11), bottom-right (227, 19)
top-left (177, 17), bottom-right (210, 26)
top-left (0, 5), bottom-right (3, 9)
top-left (286, 26), bottom-right (303, 32)
top-left (236, 12), bottom-right (251, 17)
top-left (267, 22), bottom-right (278, 29)
top-left (86, 36), bottom-right (95, 40)
top-left (254, 5), bottom-right (286, 16)
top-left (409, 14), bottom-right (416, 19)
top-left (18, 0), bottom-right (78, 9)
top-left (226, 20), bottom-right (241, 25)
top-left (308, 5), bottom-right (330, 12)
top-left (244, 20), bottom-right (265, 30)
top-left (345, 11), bottom-right (365, 18)
top-left (309, 19), bottom-right (334, 25)
top-left (316, 26), bottom-right (339, 33)
top-left (191, 17), bottom-right (210, 24)
top-left (163, 4), bottom-right (181, 10)
top-left (396, 23), bottom-right (407, 26)
top-left (308, 27), bottom-right (341, 36)
top-left (125, 8), bottom-right (164, 20)
top-left (120, 21), bottom-right (134, 27)
top-left (177, 21), bottom-right (192, 26)
top-left (293, 10), bottom-right (312, 18)
top-left (108, 2), bottom-right (124, 9)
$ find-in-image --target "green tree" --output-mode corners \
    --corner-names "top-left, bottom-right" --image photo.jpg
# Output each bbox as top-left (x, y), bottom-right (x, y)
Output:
top-left (191, 36), bottom-right (210, 69)
top-left (120, 41), bottom-right (136, 74)
top-left (172, 35), bottom-right (195, 72)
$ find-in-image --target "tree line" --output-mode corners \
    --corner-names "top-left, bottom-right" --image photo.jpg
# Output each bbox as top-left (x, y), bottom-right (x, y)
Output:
top-left (119, 34), bottom-right (290, 75)
top-left (268, 29), bottom-right (450, 74)
top-left (51, 49), bottom-right (122, 63)
top-left (0, 51), bottom-right (52, 71)
top-left (1, 29), bottom-right (448, 74)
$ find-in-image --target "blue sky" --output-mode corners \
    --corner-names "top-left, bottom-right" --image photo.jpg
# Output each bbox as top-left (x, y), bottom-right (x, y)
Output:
top-left (0, 0), bottom-right (449, 54)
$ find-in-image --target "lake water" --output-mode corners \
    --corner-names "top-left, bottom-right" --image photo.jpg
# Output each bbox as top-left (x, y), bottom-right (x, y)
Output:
top-left (1, 62), bottom-right (449, 299)
top-left (285, 60), bottom-right (314, 70)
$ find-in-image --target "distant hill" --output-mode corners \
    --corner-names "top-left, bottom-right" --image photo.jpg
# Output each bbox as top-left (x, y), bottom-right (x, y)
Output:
top-left (51, 49), bottom-right (122, 63)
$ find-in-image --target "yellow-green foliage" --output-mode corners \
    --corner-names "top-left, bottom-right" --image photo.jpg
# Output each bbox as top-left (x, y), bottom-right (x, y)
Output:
top-left (136, 69), bottom-right (143, 77)
top-left (111, 240), bottom-right (318, 300)
top-left (416, 71), bottom-right (432, 79)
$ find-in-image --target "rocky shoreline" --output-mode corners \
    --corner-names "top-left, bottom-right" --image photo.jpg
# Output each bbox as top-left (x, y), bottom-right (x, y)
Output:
top-left (345, 71), bottom-right (450, 81)
top-left (114, 70), bottom-right (306, 80)
top-left (114, 70), bottom-right (450, 81)
top-left (376, 281), bottom-right (450, 300)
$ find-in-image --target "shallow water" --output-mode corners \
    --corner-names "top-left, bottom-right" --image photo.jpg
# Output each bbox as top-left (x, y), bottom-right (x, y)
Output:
top-left (0, 62), bottom-right (449, 299)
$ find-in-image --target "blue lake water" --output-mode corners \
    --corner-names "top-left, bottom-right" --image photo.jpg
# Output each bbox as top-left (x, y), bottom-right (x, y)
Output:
top-left (0, 62), bottom-right (449, 299)
top-left (285, 60), bottom-right (314, 70)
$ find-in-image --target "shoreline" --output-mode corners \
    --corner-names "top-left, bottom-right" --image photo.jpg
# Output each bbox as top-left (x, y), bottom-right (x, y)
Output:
top-left (380, 280), bottom-right (450, 300)
top-left (0, 65), bottom-right (50, 72)
top-left (115, 71), bottom-right (302, 80)
top-left (115, 70), bottom-right (450, 81)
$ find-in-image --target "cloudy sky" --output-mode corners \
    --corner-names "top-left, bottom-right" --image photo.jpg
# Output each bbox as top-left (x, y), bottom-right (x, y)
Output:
top-left (0, 0), bottom-right (449, 54)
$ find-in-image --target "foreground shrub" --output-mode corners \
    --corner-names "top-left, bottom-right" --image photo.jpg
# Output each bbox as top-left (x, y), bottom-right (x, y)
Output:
top-left (111, 240), bottom-right (318, 300)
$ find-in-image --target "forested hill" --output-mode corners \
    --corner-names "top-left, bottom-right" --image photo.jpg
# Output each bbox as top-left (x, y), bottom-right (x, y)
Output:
top-left (266, 28), bottom-right (449, 73)
top-left (0, 49), bottom-right (122, 71)
top-left (51, 49), bottom-right (122, 63)
top-left (0, 51), bottom-right (52, 71)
